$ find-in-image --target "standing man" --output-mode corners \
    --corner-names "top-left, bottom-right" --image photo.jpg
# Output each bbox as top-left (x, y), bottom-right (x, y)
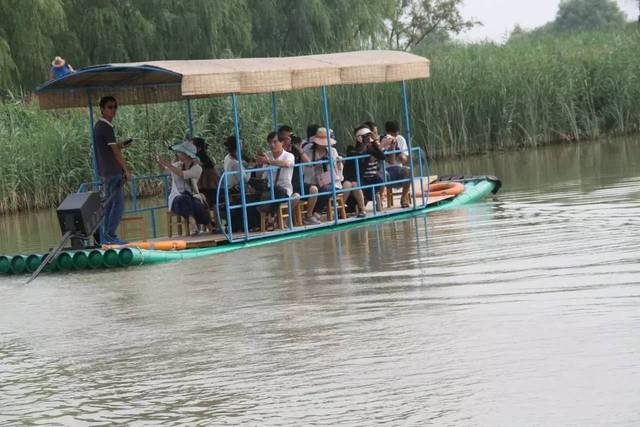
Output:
top-left (94, 96), bottom-right (132, 244)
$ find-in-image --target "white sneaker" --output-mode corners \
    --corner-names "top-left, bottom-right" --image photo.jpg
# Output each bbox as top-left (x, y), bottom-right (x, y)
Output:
top-left (303, 215), bottom-right (322, 225)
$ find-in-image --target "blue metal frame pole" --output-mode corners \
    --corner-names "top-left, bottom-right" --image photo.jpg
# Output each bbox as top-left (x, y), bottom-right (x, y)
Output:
top-left (231, 94), bottom-right (249, 240)
top-left (186, 98), bottom-right (194, 138)
top-left (271, 92), bottom-right (278, 131)
top-left (401, 80), bottom-right (418, 209)
top-left (86, 93), bottom-right (99, 190)
top-left (321, 86), bottom-right (339, 225)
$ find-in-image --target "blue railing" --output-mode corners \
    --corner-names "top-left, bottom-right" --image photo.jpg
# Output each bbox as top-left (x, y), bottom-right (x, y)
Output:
top-left (215, 146), bottom-right (429, 243)
top-left (77, 146), bottom-right (429, 242)
top-left (77, 173), bottom-right (171, 238)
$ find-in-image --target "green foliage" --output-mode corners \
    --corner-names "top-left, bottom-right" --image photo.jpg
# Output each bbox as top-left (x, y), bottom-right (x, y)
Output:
top-left (549, 0), bottom-right (627, 32)
top-left (384, 0), bottom-right (478, 50)
top-left (1, 26), bottom-right (640, 213)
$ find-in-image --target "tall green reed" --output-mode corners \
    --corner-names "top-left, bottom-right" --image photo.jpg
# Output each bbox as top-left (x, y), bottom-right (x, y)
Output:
top-left (1, 25), bottom-right (639, 213)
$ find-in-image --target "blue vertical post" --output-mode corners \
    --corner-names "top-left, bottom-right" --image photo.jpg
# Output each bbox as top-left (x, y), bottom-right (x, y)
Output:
top-left (186, 98), bottom-right (194, 138)
top-left (401, 80), bottom-right (418, 209)
top-left (231, 94), bottom-right (249, 240)
top-left (271, 92), bottom-right (278, 131)
top-left (321, 86), bottom-right (339, 225)
top-left (86, 93), bottom-right (99, 190)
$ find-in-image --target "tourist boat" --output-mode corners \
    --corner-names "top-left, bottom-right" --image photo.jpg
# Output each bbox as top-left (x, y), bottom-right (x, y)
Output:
top-left (1, 51), bottom-right (501, 276)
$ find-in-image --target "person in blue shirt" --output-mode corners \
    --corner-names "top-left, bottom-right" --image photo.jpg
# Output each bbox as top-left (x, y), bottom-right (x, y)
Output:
top-left (49, 56), bottom-right (75, 80)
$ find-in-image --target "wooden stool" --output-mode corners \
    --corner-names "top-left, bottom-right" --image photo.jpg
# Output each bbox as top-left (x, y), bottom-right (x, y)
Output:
top-left (327, 194), bottom-right (347, 221)
top-left (166, 211), bottom-right (188, 237)
top-left (294, 200), bottom-right (308, 226)
top-left (119, 215), bottom-right (147, 240)
top-left (260, 204), bottom-right (291, 232)
top-left (386, 186), bottom-right (412, 208)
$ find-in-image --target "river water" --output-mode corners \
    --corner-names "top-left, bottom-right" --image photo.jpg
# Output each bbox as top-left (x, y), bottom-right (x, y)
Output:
top-left (1, 138), bottom-right (640, 425)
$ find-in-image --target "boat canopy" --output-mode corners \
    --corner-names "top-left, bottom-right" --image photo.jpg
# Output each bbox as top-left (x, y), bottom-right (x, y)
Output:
top-left (35, 50), bottom-right (430, 109)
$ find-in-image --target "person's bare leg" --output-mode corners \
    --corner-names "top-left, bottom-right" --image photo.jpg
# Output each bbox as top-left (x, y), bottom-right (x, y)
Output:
top-left (305, 186), bottom-right (318, 218)
top-left (353, 188), bottom-right (366, 213)
top-left (401, 183), bottom-right (411, 207)
top-left (376, 190), bottom-right (384, 212)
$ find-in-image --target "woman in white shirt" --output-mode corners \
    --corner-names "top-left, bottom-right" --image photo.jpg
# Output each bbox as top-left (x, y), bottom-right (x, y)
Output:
top-left (156, 141), bottom-right (214, 234)
top-left (222, 136), bottom-right (251, 190)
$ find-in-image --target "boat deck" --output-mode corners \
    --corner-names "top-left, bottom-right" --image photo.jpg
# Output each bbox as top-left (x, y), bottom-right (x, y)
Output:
top-left (146, 193), bottom-right (454, 249)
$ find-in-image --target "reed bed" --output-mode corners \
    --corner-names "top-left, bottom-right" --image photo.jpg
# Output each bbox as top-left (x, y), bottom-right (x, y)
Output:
top-left (1, 26), bottom-right (639, 213)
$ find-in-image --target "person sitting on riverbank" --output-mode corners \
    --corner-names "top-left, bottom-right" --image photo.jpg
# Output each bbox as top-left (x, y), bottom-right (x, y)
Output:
top-left (303, 127), bottom-right (342, 224)
top-left (49, 56), bottom-right (75, 80)
top-left (157, 141), bottom-right (214, 234)
top-left (381, 121), bottom-right (411, 208)
top-left (255, 132), bottom-right (296, 222)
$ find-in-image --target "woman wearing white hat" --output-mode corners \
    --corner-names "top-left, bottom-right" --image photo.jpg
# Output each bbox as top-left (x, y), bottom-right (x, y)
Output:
top-left (301, 127), bottom-right (342, 224)
top-left (156, 141), bottom-right (214, 234)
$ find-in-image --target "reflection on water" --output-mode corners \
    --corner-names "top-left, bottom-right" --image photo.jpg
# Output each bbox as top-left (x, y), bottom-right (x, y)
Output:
top-left (2, 137), bottom-right (640, 425)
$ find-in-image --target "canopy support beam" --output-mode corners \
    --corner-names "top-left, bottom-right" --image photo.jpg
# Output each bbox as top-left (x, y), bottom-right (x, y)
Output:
top-left (271, 92), bottom-right (278, 131)
top-left (321, 86), bottom-right (339, 225)
top-left (231, 93), bottom-right (250, 240)
top-left (401, 80), bottom-right (418, 208)
top-left (186, 98), bottom-right (194, 138)
top-left (86, 92), bottom-right (99, 189)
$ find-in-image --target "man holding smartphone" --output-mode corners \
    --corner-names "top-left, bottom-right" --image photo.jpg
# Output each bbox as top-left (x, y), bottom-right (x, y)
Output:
top-left (94, 95), bottom-right (132, 244)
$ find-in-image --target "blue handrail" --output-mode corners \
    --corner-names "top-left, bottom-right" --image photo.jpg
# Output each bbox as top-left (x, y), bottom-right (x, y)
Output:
top-left (214, 146), bottom-right (427, 243)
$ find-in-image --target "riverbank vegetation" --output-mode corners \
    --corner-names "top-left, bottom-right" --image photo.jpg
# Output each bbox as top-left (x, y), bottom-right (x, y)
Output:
top-left (0, 3), bottom-right (639, 213)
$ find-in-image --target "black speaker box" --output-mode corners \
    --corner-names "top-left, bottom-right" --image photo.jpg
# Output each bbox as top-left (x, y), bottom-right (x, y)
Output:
top-left (57, 192), bottom-right (103, 236)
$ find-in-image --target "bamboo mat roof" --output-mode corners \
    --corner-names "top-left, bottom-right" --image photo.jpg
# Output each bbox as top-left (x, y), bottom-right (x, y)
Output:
top-left (36, 50), bottom-right (430, 109)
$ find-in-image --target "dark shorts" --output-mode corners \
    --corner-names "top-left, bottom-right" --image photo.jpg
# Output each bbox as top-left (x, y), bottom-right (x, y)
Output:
top-left (386, 165), bottom-right (409, 184)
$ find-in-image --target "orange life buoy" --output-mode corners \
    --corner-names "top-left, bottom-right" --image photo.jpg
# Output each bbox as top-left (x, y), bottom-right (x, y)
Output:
top-left (415, 181), bottom-right (465, 198)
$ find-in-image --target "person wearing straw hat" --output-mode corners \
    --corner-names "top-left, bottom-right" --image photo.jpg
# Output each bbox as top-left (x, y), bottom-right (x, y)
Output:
top-left (302, 127), bottom-right (343, 224)
top-left (353, 126), bottom-right (386, 212)
top-left (156, 140), bottom-right (214, 234)
top-left (49, 56), bottom-right (75, 80)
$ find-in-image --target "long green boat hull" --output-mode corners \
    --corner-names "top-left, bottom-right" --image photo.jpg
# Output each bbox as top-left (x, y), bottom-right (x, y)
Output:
top-left (1, 179), bottom-right (498, 276)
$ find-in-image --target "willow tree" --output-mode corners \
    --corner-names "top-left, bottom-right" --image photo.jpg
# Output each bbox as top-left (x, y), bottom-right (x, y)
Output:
top-left (0, 0), bottom-right (68, 89)
top-left (384, 0), bottom-right (477, 51)
top-left (246, 0), bottom-right (392, 55)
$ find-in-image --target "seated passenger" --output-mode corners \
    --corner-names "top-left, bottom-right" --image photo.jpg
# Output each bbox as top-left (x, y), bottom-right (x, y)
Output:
top-left (222, 135), bottom-right (251, 191)
top-left (286, 135), bottom-right (310, 195)
top-left (193, 137), bottom-right (219, 207)
top-left (381, 121), bottom-right (411, 208)
top-left (302, 123), bottom-right (321, 149)
top-left (302, 127), bottom-right (342, 224)
top-left (255, 131), bottom-right (296, 216)
top-left (341, 144), bottom-right (368, 218)
top-left (221, 135), bottom-right (261, 232)
top-left (156, 141), bottom-right (214, 234)
top-left (353, 126), bottom-right (386, 212)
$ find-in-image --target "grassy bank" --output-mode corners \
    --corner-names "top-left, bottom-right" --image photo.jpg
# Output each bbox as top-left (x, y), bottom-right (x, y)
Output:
top-left (1, 26), bottom-right (639, 213)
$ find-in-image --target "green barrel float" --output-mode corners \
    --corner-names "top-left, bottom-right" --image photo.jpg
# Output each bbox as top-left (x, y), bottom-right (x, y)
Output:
top-left (118, 248), bottom-right (143, 266)
top-left (72, 251), bottom-right (89, 270)
top-left (88, 249), bottom-right (104, 269)
top-left (56, 252), bottom-right (74, 271)
top-left (103, 249), bottom-right (121, 268)
top-left (25, 254), bottom-right (43, 273)
top-left (0, 255), bottom-right (11, 274)
top-left (10, 255), bottom-right (27, 274)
